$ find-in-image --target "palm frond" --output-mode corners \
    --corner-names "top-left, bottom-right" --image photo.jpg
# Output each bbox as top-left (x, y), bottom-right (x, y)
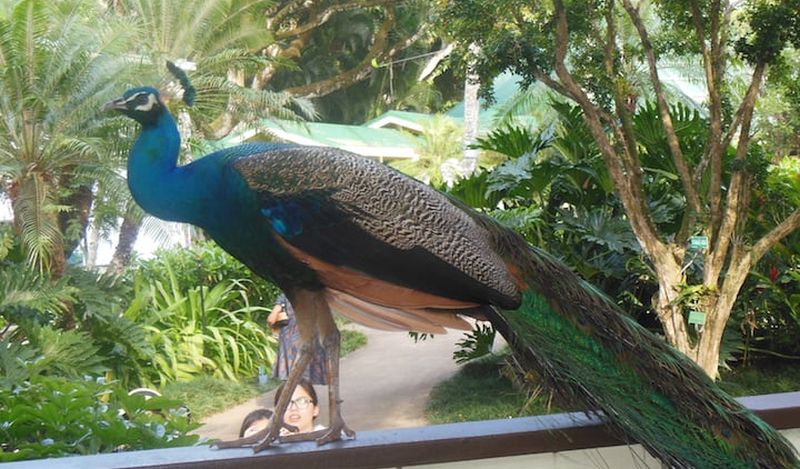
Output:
top-left (0, 262), bottom-right (74, 313)
top-left (491, 82), bottom-right (558, 129)
top-left (0, 0), bottom-right (138, 271)
top-left (25, 324), bottom-right (107, 377)
top-left (14, 174), bottom-right (60, 272)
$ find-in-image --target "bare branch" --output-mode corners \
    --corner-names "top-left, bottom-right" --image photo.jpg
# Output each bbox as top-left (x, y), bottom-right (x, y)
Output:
top-left (709, 0), bottom-right (722, 84)
top-left (282, 6), bottom-right (400, 98)
top-left (721, 63), bottom-right (765, 150)
top-left (271, 0), bottom-right (306, 27)
top-left (516, 34), bottom-right (577, 101)
top-left (705, 61), bottom-right (765, 282)
top-left (688, 0), bottom-right (713, 94)
top-left (751, 208), bottom-right (800, 262)
top-left (275, 0), bottom-right (396, 40)
top-left (622, 0), bottom-right (702, 216)
top-left (552, 0), bottom-right (665, 257)
top-left (688, 0), bottom-right (726, 242)
top-left (605, 0), bottom-right (649, 206)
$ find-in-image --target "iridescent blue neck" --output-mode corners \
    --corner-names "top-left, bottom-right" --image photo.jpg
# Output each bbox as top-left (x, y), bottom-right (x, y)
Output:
top-left (127, 111), bottom-right (193, 222)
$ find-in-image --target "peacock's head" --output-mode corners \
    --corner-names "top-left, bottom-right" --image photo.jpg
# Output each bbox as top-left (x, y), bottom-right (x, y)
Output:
top-left (103, 86), bottom-right (166, 126)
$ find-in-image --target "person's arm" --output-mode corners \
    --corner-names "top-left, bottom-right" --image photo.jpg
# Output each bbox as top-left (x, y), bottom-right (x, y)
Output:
top-left (267, 303), bottom-right (282, 334)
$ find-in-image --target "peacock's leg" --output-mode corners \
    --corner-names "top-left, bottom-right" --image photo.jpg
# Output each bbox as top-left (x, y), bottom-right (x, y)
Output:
top-left (216, 289), bottom-right (319, 451)
top-left (214, 340), bottom-right (314, 450)
top-left (315, 304), bottom-right (355, 445)
top-left (250, 289), bottom-right (324, 452)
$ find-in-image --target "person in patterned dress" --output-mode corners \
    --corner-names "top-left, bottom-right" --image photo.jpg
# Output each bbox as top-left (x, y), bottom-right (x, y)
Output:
top-left (267, 293), bottom-right (328, 385)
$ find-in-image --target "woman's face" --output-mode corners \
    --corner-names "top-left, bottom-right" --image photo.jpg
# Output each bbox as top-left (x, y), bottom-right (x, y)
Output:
top-left (283, 385), bottom-right (319, 434)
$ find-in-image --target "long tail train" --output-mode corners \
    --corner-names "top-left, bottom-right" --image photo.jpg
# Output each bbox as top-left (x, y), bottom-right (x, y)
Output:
top-left (486, 242), bottom-right (798, 468)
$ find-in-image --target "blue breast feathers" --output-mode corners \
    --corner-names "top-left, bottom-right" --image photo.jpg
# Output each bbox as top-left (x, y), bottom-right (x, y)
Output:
top-left (261, 201), bottom-right (307, 238)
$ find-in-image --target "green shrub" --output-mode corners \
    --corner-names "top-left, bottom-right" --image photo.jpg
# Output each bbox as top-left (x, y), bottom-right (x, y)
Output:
top-left (0, 375), bottom-right (199, 462)
top-left (122, 243), bottom-right (283, 385)
top-left (340, 328), bottom-right (367, 357)
top-left (124, 262), bottom-right (277, 386)
top-left (133, 241), bottom-right (280, 312)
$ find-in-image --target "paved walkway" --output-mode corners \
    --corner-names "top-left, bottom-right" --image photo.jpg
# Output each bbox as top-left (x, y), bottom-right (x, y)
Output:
top-left (195, 324), bottom-right (465, 441)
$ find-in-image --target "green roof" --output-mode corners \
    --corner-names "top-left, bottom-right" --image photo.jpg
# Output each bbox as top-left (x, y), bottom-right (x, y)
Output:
top-left (216, 119), bottom-right (421, 159)
top-left (364, 110), bottom-right (447, 131)
top-left (207, 71), bottom-right (547, 158)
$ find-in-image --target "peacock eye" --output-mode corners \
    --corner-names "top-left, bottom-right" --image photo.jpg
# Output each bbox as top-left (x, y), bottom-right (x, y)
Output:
top-left (131, 93), bottom-right (157, 112)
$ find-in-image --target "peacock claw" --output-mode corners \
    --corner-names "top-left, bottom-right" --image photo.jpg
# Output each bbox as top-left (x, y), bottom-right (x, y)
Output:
top-left (252, 430), bottom-right (280, 453)
top-left (316, 418), bottom-right (356, 446)
top-left (250, 418), bottom-right (300, 453)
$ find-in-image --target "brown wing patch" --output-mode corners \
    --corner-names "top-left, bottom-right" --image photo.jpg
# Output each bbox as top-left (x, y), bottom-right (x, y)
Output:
top-left (275, 237), bottom-right (474, 333)
top-left (505, 261), bottom-right (529, 292)
top-left (326, 289), bottom-right (471, 334)
top-left (277, 236), bottom-right (480, 310)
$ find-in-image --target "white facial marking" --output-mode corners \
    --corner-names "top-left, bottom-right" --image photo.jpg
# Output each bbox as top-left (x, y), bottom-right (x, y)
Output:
top-left (132, 93), bottom-right (157, 112)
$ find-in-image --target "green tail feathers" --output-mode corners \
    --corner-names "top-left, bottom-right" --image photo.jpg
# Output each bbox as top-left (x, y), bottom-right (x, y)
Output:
top-left (488, 247), bottom-right (798, 469)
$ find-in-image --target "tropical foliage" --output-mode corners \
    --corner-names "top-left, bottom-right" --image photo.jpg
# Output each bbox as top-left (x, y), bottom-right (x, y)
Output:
top-left (0, 0), bottom-right (799, 462)
top-left (437, 0), bottom-right (800, 376)
top-left (449, 100), bottom-right (800, 371)
top-left (391, 115), bottom-right (464, 187)
top-left (128, 264), bottom-right (276, 384)
top-left (0, 375), bottom-right (198, 462)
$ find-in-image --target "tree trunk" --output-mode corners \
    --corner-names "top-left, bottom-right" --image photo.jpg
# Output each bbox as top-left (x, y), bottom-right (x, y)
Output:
top-left (107, 205), bottom-right (142, 275)
top-left (652, 252), bottom-right (692, 351)
top-left (57, 181), bottom-right (94, 260)
top-left (85, 216), bottom-right (101, 269)
top-left (462, 57), bottom-right (480, 174)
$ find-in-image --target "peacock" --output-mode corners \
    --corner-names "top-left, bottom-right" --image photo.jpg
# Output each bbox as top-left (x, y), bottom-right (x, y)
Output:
top-left (104, 64), bottom-right (798, 468)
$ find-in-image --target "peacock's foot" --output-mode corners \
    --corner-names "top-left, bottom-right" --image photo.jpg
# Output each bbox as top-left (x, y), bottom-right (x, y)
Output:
top-left (213, 417), bottom-right (298, 452)
top-left (279, 428), bottom-right (327, 443)
top-left (316, 417), bottom-right (356, 446)
top-left (275, 419), bottom-right (356, 445)
top-left (252, 419), bottom-right (298, 453)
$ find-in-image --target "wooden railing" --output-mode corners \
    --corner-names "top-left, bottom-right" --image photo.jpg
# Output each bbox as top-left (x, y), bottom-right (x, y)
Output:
top-left (3, 392), bottom-right (800, 469)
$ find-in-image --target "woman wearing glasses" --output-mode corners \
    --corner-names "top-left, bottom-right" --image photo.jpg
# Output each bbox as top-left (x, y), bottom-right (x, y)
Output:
top-left (274, 379), bottom-right (325, 435)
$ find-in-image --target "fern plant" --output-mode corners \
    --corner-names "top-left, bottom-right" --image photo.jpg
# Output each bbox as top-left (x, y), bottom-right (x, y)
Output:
top-left (0, 326), bottom-right (107, 389)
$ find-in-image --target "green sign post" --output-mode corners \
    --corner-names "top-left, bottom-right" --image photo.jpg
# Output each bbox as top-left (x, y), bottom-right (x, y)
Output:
top-left (688, 311), bottom-right (706, 326)
top-left (688, 236), bottom-right (709, 250)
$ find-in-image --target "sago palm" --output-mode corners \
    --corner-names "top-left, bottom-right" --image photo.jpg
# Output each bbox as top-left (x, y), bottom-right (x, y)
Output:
top-left (392, 115), bottom-right (464, 187)
top-left (0, 0), bottom-right (135, 275)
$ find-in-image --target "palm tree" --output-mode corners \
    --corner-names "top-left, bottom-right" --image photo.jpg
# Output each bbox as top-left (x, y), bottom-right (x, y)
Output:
top-left (0, 0), bottom-right (136, 277)
top-left (115, 0), bottom-right (315, 134)
top-left (391, 115), bottom-right (464, 187)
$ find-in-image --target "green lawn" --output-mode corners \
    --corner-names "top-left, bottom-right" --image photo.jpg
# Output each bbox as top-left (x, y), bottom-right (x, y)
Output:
top-left (718, 362), bottom-right (800, 396)
top-left (426, 355), bottom-right (564, 424)
top-left (162, 376), bottom-right (273, 420)
top-left (426, 353), bottom-right (800, 424)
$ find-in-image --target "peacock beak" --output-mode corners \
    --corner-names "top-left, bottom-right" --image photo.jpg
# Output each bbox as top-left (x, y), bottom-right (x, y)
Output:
top-left (102, 98), bottom-right (127, 112)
